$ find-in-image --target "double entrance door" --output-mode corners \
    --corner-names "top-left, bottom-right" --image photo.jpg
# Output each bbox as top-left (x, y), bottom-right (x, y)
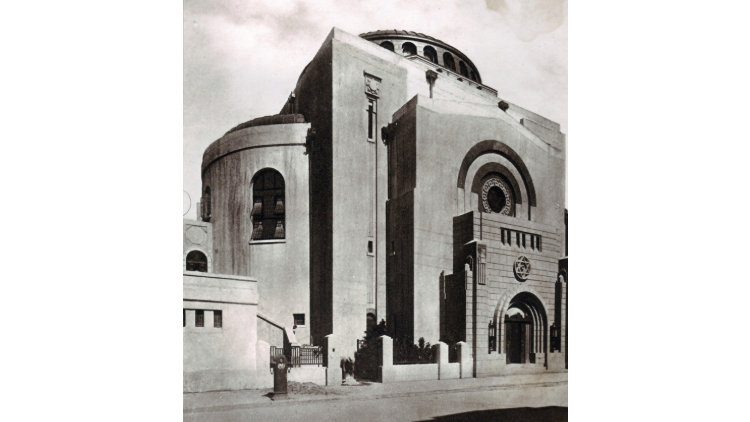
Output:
top-left (505, 315), bottom-right (532, 364)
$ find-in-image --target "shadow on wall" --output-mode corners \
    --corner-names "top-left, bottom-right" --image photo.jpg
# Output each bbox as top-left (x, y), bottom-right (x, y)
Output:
top-left (416, 406), bottom-right (567, 422)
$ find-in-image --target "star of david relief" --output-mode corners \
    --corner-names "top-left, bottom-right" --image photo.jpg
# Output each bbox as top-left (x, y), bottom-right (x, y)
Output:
top-left (481, 177), bottom-right (514, 215)
top-left (513, 256), bottom-right (531, 281)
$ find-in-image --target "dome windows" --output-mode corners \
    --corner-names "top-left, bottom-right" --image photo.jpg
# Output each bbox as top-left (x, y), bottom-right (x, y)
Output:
top-left (380, 41), bottom-right (395, 52)
top-left (401, 42), bottom-right (417, 56)
top-left (423, 46), bottom-right (438, 64)
top-left (443, 52), bottom-right (456, 72)
top-left (459, 61), bottom-right (469, 78)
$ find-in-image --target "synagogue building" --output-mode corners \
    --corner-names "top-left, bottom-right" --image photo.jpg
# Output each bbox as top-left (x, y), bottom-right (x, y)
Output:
top-left (183, 28), bottom-right (568, 391)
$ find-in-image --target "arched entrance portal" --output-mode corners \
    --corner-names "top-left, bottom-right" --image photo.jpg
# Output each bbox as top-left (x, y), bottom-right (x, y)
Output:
top-left (498, 291), bottom-right (548, 365)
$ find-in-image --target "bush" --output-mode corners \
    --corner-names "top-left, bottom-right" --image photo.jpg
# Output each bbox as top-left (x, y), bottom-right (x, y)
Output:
top-left (393, 337), bottom-right (435, 364)
top-left (353, 319), bottom-right (387, 380)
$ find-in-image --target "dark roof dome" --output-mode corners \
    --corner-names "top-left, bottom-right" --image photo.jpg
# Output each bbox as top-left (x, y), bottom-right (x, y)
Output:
top-left (359, 30), bottom-right (482, 83)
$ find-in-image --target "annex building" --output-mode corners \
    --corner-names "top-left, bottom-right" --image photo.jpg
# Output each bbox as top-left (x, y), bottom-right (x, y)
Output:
top-left (183, 28), bottom-right (568, 391)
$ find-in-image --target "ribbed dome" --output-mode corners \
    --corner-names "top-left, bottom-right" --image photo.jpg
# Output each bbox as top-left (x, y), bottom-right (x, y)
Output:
top-left (359, 30), bottom-right (481, 83)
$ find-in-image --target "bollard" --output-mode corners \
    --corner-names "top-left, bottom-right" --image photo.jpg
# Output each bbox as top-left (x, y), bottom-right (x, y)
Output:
top-left (270, 355), bottom-right (291, 400)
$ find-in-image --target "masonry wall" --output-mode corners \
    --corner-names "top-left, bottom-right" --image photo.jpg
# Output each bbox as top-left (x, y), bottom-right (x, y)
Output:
top-left (293, 31), bottom-right (334, 348)
top-left (201, 123), bottom-right (311, 344)
top-left (385, 94), bottom-right (566, 349)
top-left (183, 272), bottom-right (269, 392)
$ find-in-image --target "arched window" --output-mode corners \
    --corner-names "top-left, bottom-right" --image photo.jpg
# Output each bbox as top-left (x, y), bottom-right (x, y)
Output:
top-left (380, 41), bottom-right (394, 52)
top-left (470, 70), bottom-right (477, 82)
top-left (251, 169), bottom-right (285, 240)
top-left (443, 52), bottom-right (456, 71)
top-left (186, 250), bottom-right (208, 272)
top-left (459, 61), bottom-right (469, 78)
top-left (201, 186), bottom-right (211, 222)
top-left (402, 42), bottom-right (417, 56)
top-left (423, 46), bottom-right (438, 64)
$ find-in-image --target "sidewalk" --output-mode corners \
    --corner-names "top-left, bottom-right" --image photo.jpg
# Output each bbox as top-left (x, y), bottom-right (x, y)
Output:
top-left (184, 371), bottom-right (568, 414)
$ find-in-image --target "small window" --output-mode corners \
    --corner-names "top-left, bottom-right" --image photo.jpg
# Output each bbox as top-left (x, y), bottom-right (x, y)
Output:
top-left (293, 313), bottom-right (305, 327)
top-left (380, 41), bottom-right (394, 52)
top-left (402, 42), bottom-right (417, 56)
top-left (423, 46), bottom-right (438, 64)
top-left (195, 310), bottom-right (204, 327)
top-left (367, 240), bottom-right (374, 255)
top-left (214, 310), bottom-right (222, 328)
top-left (459, 61), bottom-right (469, 78)
top-left (186, 250), bottom-right (208, 272)
top-left (443, 52), bottom-right (456, 71)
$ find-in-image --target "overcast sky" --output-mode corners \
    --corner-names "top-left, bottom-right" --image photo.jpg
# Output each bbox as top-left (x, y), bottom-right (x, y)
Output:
top-left (183, 0), bottom-right (567, 216)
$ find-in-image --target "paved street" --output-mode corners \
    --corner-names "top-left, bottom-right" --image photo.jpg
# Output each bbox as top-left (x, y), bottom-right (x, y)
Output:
top-left (184, 372), bottom-right (567, 422)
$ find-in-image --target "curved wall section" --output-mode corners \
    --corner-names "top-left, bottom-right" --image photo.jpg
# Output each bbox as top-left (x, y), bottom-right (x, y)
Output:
top-left (202, 122), bottom-right (311, 344)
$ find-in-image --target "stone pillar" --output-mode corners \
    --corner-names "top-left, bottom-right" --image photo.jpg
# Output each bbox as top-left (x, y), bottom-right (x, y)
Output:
top-left (436, 341), bottom-right (449, 380)
top-left (457, 341), bottom-right (472, 379)
top-left (324, 334), bottom-right (341, 386)
top-left (523, 323), bottom-right (530, 364)
top-left (379, 335), bottom-right (393, 383)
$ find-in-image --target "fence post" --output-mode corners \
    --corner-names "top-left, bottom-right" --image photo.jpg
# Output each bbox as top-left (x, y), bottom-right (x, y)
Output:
top-left (324, 334), bottom-right (341, 387)
top-left (378, 335), bottom-right (393, 383)
top-left (457, 341), bottom-right (472, 379)
top-left (436, 341), bottom-right (449, 380)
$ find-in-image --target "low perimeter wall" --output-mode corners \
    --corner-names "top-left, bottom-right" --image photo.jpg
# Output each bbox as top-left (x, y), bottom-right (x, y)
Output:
top-left (377, 336), bottom-right (469, 383)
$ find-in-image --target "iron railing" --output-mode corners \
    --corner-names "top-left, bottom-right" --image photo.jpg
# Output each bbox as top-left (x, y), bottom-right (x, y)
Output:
top-left (270, 345), bottom-right (323, 367)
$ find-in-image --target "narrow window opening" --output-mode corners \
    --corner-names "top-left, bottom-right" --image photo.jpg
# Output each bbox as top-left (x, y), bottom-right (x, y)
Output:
top-left (522, 233), bottom-right (526, 248)
top-left (195, 310), bottom-right (204, 327)
top-left (367, 240), bottom-right (374, 255)
top-left (390, 240), bottom-right (396, 256)
top-left (214, 310), bottom-right (222, 328)
top-left (293, 313), bottom-right (305, 327)
top-left (531, 235), bottom-right (535, 250)
top-left (537, 236), bottom-right (542, 251)
top-left (516, 232), bottom-right (520, 247)
top-left (201, 187), bottom-right (211, 222)
top-left (367, 97), bottom-right (377, 142)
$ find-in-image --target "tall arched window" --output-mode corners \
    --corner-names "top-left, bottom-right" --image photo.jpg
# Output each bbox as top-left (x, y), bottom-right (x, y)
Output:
top-left (423, 46), bottom-right (438, 64)
top-left (459, 61), bottom-right (469, 78)
top-left (380, 41), bottom-right (394, 52)
top-left (443, 52), bottom-right (456, 71)
top-left (401, 42), bottom-right (417, 56)
top-left (186, 250), bottom-right (208, 272)
top-left (470, 70), bottom-right (477, 82)
top-left (201, 186), bottom-right (211, 222)
top-left (251, 169), bottom-right (285, 240)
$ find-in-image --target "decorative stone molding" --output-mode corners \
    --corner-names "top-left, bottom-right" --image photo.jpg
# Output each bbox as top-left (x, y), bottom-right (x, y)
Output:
top-left (364, 72), bottom-right (381, 97)
top-left (513, 256), bottom-right (531, 281)
top-left (185, 225), bottom-right (208, 245)
top-left (477, 244), bottom-right (487, 285)
top-left (481, 177), bottom-right (514, 215)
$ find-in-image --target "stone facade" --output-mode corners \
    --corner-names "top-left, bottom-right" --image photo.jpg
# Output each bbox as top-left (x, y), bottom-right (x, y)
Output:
top-left (184, 27), bottom-right (567, 380)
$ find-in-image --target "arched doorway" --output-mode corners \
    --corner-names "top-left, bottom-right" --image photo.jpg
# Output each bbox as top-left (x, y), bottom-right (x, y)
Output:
top-left (497, 291), bottom-right (548, 365)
